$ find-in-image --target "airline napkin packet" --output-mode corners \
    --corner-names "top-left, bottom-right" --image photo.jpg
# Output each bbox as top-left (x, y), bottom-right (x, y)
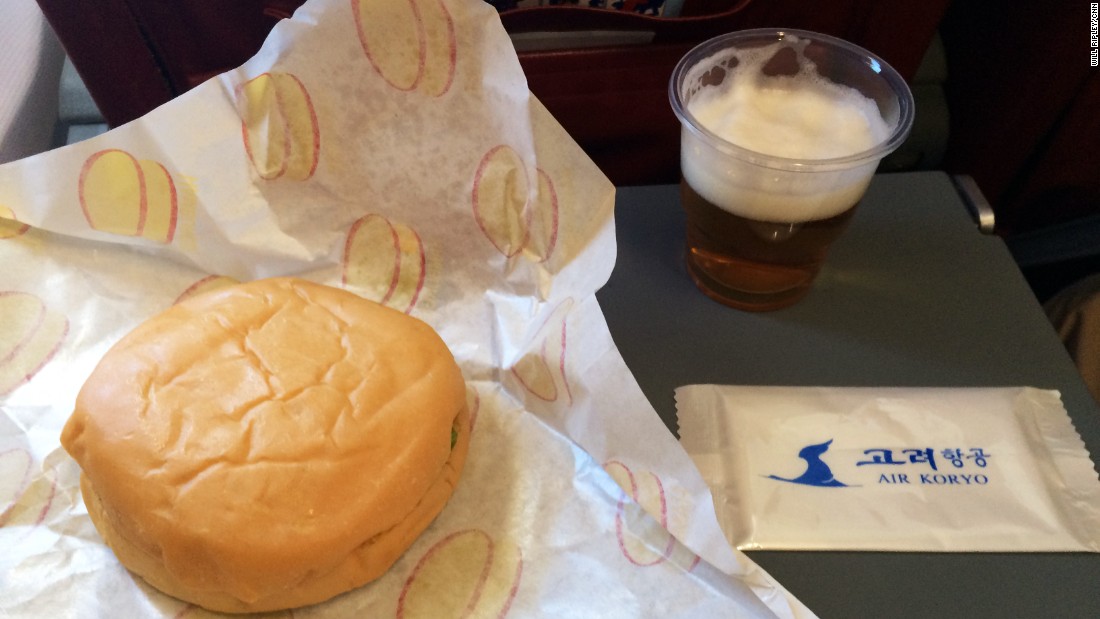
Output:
top-left (676, 385), bottom-right (1100, 552)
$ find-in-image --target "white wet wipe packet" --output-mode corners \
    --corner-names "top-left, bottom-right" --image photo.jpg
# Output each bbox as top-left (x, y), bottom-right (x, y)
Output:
top-left (676, 386), bottom-right (1100, 552)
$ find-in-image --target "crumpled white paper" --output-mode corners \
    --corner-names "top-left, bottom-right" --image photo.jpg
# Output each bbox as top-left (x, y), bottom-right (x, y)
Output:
top-left (0, 1), bottom-right (812, 617)
top-left (677, 384), bottom-right (1100, 552)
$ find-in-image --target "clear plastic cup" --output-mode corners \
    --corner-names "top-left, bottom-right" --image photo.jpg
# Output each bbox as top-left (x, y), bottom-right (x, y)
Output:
top-left (669, 29), bottom-right (915, 311)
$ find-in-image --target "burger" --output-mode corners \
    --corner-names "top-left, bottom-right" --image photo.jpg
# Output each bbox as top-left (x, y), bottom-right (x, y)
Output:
top-left (61, 277), bottom-right (470, 613)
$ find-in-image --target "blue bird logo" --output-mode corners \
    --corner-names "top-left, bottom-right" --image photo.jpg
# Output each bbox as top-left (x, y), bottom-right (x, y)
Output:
top-left (767, 439), bottom-right (852, 487)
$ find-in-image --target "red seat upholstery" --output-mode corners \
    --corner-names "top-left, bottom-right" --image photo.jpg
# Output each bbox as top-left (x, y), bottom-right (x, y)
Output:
top-left (36, 0), bottom-right (943, 185)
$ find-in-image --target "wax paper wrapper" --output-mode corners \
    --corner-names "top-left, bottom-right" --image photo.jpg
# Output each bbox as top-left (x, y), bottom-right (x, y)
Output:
top-left (0, 1), bottom-right (813, 617)
top-left (677, 385), bottom-right (1100, 552)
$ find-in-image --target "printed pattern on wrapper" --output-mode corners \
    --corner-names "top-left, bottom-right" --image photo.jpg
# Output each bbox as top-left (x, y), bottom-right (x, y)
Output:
top-left (238, 72), bottom-right (321, 181)
top-left (604, 460), bottom-right (702, 571)
top-left (78, 149), bottom-right (183, 243)
top-left (0, 447), bottom-right (34, 526)
top-left (472, 145), bottom-right (560, 263)
top-left (0, 205), bottom-right (30, 239)
top-left (510, 297), bottom-right (573, 404)
top-left (354, 0), bottom-right (457, 97)
top-left (397, 529), bottom-right (523, 619)
top-left (0, 292), bottom-right (68, 396)
top-left (0, 445), bottom-right (66, 547)
top-left (342, 214), bottom-right (427, 314)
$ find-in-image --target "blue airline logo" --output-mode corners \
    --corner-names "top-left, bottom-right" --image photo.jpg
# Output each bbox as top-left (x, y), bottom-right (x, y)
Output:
top-left (767, 441), bottom-right (995, 487)
top-left (766, 439), bottom-right (852, 488)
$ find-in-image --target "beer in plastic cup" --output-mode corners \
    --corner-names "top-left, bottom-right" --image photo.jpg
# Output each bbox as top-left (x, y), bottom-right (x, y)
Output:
top-left (669, 29), bottom-right (915, 311)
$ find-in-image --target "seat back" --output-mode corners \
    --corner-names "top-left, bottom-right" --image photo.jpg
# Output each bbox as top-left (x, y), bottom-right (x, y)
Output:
top-left (37, 0), bottom-right (942, 185)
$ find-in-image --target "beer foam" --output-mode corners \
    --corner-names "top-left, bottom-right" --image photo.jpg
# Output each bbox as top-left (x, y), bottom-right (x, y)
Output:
top-left (681, 42), bottom-right (896, 223)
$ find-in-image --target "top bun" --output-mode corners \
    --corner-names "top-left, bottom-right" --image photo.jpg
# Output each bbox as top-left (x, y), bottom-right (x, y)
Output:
top-left (61, 277), bottom-right (470, 613)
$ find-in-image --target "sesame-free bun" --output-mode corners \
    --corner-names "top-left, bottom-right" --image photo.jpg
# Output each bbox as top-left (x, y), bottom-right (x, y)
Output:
top-left (61, 278), bottom-right (470, 613)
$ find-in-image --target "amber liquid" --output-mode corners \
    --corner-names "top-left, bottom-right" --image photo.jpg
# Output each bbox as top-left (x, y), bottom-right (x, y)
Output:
top-left (680, 181), bottom-right (857, 311)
